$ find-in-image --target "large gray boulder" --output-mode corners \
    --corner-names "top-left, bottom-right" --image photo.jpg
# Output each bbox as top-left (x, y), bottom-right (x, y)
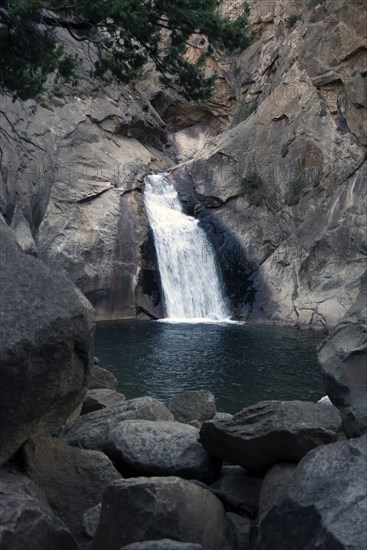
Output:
top-left (90, 477), bottom-right (233, 550)
top-left (226, 513), bottom-right (252, 550)
top-left (83, 503), bottom-right (102, 539)
top-left (200, 400), bottom-right (342, 472)
top-left (0, 224), bottom-right (95, 465)
top-left (104, 420), bottom-right (221, 482)
top-left (0, 469), bottom-right (78, 550)
top-left (89, 359), bottom-right (118, 390)
top-left (318, 270), bottom-right (367, 437)
top-left (64, 397), bottom-right (174, 451)
top-left (82, 389), bottom-right (126, 414)
top-left (165, 390), bottom-right (217, 423)
top-left (257, 434), bottom-right (367, 550)
top-left (23, 436), bottom-right (121, 541)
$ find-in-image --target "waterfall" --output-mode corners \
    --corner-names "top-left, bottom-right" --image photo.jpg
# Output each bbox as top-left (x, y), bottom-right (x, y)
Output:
top-left (144, 173), bottom-right (229, 321)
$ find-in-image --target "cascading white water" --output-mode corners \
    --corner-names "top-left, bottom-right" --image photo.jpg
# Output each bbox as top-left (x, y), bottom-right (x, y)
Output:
top-left (144, 173), bottom-right (229, 321)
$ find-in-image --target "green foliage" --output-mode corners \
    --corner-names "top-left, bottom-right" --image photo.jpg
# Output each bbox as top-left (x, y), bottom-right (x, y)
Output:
top-left (286, 14), bottom-right (301, 29)
top-left (247, 191), bottom-right (263, 206)
top-left (241, 170), bottom-right (263, 206)
top-left (238, 99), bottom-right (258, 122)
top-left (307, 0), bottom-right (325, 9)
top-left (0, 0), bottom-right (252, 101)
top-left (242, 170), bottom-right (262, 190)
top-left (319, 99), bottom-right (328, 117)
top-left (281, 144), bottom-right (289, 158)
top-left (287, 178), bottom-right (304, 206)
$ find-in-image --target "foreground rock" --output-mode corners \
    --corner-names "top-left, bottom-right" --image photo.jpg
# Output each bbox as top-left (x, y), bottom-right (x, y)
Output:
top-left (105, 420), bottom-right (221, 483)
top-left (257, 434), bottom-right (367, 550)
top-left (200, 400), bottom-right (341, 472)
top-left (209, 465), bottom-right (262, 517)
top-left (122, 541), bottom-right (203, 549)
top-left (0, 223), bottom-right (94, 466)
top-left (82, 389), bottom-right (126, 414)
top-left (90, 477), bottom-right (232, 550)
top-left (165, 390), bottom-right (217, 423)
top-left (89, 358), bottom-right (118, 390)
top-left (226, 513), bottom-right (252, 550)
top-left (64, 397), bottom-right (174, 451)
top-left (258, 463), bottom-right (297, 524)
top-left (23, 436), bottom-right (121, 540)
top-left (83, 503), bottom-right (102, 539)
top-left (318, 270), bottom-right (367, 437)
top-left (0, 469), bottom-right (78, 550)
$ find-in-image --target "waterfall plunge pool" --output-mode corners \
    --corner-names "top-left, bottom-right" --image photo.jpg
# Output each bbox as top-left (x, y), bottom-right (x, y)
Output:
top-left (94, 321), bottom-right (326, 414)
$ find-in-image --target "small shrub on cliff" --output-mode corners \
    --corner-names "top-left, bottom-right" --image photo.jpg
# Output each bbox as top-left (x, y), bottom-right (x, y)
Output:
top-left (287, 178), bottom-right (304, 206)
top-left (281, 144), bottom-right (289, 158)
top-left (238, 99), bottom-right (258, 122)
top-left (307, 0), bottom-right (326, 9)
top-left (242, 170), bottom-right (263, 206)
top-left (319, 99), bottom-right (328, 117)
top-left (286, 14), bottom-right (301, 29)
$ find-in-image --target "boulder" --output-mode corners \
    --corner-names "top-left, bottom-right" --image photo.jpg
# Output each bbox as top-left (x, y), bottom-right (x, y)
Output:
top-left (209, 465), bottom-right (262, 517)
top-left (104, 420), bottom-right (221, 483)
top-left (214, 412), bottom-right (233, 422)
top-left (82, 389), bottom-right (126, 414)
top-left (165, 390), bottom-right (216, 423)
top-left (90, 359), bottom-right (118, 390)
top-left (258, 463), bottom-right (297, 524)
top-left (121, 541), bottom-right (203, 549)
top-left (23, 436), bottom-right (121, 540)
top-left (64, 397), bottom-right (174, 451)
top-left (257, 435), bottom-right (367, 550)
top-left (83, 503), bottom-right (102, 539)
top-left (226, 512), bottom-right (252, 550)
top-left (0, 224), bottom-right (94, 466)
top-left (90, 477), bottom-right (233, 550)
top-left (0, 469), bottom-right (78, 550)
top-left (200, 400), bottom-right (342, 472)
top-left (318, 270), bottom-right (367, 437)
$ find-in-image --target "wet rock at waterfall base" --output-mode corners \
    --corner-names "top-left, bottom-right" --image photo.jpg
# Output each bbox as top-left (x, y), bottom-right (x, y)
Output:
top-left (63, 397), bottom-right (174, 451)
top-left (104, 420), bottom-right (221, 483)
top-left (256, 435), bottom-right (367, 550)
top-left (23, 436), bottom-right (121, 541)
top-left (90, 477), bottom-right (233, 550)
top-left (165, 390), bottom-right (217, 423)
top-left (318, 269), bottom-right (367, 437)
top-left (0, 469), bottom-right (78, 550)
top-left (200, 400), bottom-right (342, 472)
top-left (82, 389), bottom-right (126, 414)
top-left (0, 223), bottom-right (94, 466)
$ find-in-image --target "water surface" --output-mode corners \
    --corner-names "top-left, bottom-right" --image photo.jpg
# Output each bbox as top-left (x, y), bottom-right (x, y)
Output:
top-left (95, 321), bottom-right (326, 413)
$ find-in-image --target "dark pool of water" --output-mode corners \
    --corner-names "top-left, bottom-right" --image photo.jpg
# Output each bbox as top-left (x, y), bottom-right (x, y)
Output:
top-left (94, 321), bottom-right (327, 414)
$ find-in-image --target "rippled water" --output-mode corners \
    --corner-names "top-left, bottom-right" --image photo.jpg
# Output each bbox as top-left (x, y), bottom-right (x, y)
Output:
top-left (94, 321), bottom-right (326, 414)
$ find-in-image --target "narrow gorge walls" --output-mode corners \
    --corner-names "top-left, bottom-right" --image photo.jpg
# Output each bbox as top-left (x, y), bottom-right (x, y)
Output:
top-left (1, 0), bottom-right (366, 327)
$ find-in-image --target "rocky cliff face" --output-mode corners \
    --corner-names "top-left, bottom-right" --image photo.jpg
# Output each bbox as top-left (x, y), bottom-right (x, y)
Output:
top-left (0, 35), bottom-right (171, 319)
top-left (0, 0), bottom-right (366, 327)
top-left (170, 0), bottom-right (367, 328)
